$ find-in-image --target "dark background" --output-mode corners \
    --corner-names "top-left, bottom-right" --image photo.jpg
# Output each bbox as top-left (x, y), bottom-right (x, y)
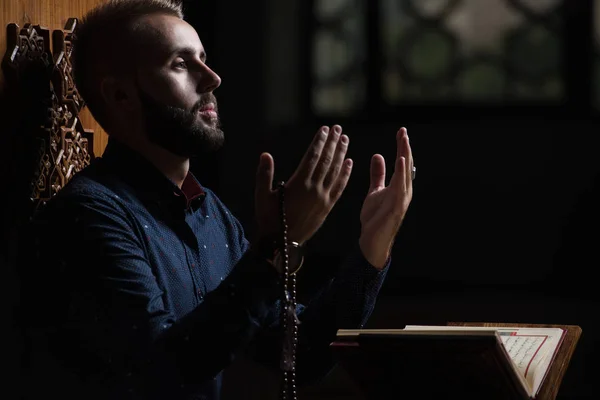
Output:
top-left (3, 0), bottom-right (599, 398)
top-left (184, 0), bottom-right (598, 398)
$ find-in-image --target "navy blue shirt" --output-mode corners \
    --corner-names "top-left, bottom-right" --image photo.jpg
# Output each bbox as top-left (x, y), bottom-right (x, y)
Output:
top-left (19, 138), bottom-right (388, 400)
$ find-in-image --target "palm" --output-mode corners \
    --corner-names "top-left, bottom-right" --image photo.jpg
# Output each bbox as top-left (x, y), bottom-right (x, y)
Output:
top-left (357, 128), bottom-right (413, 267)
top-left (254, 125), bottom-right (353, 245)
top-left (360, 156), bottom-right (412, 229)
top-left (361, 185), bottom-right (398, 226)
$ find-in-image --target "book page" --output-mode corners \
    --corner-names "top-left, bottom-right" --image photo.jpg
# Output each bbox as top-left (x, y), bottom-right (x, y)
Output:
top-left (496, 328), bottom-right (564, 396)
top-left (402, 325), bottom-right (564, 396)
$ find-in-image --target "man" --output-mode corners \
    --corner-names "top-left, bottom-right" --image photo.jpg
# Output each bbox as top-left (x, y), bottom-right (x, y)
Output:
top-left (18, 0), bottom-right (414, 399)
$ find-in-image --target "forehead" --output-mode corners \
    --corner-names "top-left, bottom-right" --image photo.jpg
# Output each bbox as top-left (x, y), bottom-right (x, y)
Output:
top-left (136, 14), bottom-right (205, 62)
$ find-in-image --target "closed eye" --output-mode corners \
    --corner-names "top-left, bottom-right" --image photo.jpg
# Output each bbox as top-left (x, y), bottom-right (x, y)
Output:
top-left (174, 60), bottom-right (188, 70)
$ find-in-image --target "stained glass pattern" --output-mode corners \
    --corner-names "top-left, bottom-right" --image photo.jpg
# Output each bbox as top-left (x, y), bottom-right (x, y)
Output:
top-left (312, 0), bottom-right (366, 114)
top-left (312, 0), bottom-right (563, 114)
top-left (381, 0), bottom-right (562, 102)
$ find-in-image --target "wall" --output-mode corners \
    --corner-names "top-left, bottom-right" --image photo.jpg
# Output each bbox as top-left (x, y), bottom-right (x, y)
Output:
top-left (0, 0), bottom-right (108, 157)
top-left (222, 1), bottom-right (599, 398)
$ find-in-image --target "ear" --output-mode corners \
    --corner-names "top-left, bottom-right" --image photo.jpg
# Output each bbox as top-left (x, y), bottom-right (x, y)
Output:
top-left (99, 76), bottom-right (135, 111)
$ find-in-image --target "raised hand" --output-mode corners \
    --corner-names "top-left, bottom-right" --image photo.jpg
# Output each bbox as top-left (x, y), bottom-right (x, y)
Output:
top-left (254, 125), bottom-right (353, 245)
top-left (359, 127), bottom-right (413, 269)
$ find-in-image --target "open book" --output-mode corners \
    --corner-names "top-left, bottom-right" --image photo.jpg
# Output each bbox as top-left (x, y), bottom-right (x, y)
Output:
top-left (336, 325), bottom-right (567, 399)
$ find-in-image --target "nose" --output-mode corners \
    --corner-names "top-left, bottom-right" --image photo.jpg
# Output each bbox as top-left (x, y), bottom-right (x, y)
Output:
top-left (196, 63), bottom-right (221, 93)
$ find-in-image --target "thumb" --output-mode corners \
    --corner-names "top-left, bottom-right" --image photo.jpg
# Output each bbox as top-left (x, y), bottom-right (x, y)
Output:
top-left (255, 152), bottom-right (274, 202)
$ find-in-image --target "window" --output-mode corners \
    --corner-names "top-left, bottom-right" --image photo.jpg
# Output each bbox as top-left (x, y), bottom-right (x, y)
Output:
top-left (311, 0), bottom-right (568, 116)
top-left (311, 0), bottom-right (366, 114)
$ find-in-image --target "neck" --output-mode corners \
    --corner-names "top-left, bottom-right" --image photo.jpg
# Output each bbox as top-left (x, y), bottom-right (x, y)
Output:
top-left (118, 135), bottom-right (190, 188)
top-left (144, 145), bottom-right (190, 189)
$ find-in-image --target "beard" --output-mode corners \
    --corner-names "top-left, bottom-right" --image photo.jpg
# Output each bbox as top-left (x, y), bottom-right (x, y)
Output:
top-left (136, 84), bottom-right (224, 158)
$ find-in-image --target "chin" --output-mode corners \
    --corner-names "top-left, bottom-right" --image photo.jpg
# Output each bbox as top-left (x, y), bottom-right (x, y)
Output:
top-left (198, 118), bottom-right (218, 131)
top-left (191, 124), bottom-right (225, 154)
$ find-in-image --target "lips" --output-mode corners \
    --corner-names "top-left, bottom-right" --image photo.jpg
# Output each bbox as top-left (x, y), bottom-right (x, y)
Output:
top-left (197, 103), bottom-right (217, 119)
top-left (198, 103), bottom-right (215, 112)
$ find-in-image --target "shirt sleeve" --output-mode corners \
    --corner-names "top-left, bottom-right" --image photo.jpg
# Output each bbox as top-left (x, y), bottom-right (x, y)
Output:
top-left (205, 189), bottom-right (389, 384)
top-left (20, 189), bottom-right (283, 399)
top-left (247, 244), bottom-right (389, 384)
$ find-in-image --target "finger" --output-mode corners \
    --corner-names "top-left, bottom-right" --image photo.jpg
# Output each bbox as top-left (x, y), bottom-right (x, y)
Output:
top-left (330, 159), bottom-right (353, 201)
top-left (255, 152), bottom-right (274, 203)
top-left (295, 126), bottom-right (329, 180)
top-left (369, 154), bottom-right (386, 194)
top-left (399, 128), bottom-right (413, 190)
top-left (395, 128), bottom-right (413, 189)
top-left (322, 134), bottom-right (349, 189)
top-left (391, 155), bottom-right (407, 193)
top-left (311, 125), bottom-right (342, 183)
top-left (396, 128), bottom-right (408, 162)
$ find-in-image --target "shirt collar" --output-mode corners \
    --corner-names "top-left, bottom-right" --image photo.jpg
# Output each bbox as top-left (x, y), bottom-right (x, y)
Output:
top-left (100, 138), bottom-right (206, 211)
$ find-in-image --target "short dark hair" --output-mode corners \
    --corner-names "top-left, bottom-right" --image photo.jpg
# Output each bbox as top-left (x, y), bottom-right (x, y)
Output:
top-left (72, 0), bottom-right (184, 130)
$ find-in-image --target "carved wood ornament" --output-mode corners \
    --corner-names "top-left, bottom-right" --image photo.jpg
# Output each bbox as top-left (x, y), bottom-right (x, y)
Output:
top-left (2, 18), bottom-right (94, 215)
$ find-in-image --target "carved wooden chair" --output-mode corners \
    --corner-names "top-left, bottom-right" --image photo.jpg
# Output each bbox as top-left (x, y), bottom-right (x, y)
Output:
top-left (1, 18), bottom-right (95, 281)
top-left (1, 18), bottom-right (94, 230)
top-left (1, 20), bottom-right (95, 381)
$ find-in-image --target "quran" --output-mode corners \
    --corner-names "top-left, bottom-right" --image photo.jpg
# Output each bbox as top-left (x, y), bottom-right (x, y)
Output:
top-left (334, 324), bottom-right (572, 399)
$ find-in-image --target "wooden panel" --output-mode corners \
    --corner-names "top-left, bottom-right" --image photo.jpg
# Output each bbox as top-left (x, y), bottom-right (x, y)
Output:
top-left (1, 0), bottom-right (108, 156)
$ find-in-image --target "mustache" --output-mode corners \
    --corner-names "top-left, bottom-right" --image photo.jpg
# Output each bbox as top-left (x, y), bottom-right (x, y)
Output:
top-left (134, 79), bottom-right (218, 115)
top-left (190, 93), bottom-right (218, 114)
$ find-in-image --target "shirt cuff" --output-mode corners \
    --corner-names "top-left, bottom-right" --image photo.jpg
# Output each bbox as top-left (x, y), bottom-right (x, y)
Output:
top-left (345, 245), bottom-right (391, 280)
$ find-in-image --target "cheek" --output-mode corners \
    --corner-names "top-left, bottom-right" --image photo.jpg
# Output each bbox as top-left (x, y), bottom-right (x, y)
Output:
top-left (144, 71), bottom-right (197, 109)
